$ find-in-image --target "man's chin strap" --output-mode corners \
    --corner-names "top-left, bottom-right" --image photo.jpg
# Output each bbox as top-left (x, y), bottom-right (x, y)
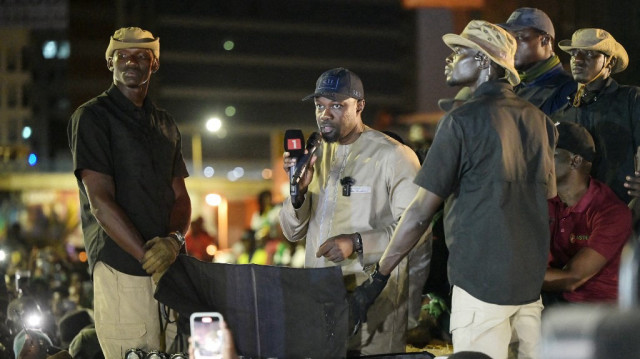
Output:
top-left (573, 56), bottom-right (614, 107)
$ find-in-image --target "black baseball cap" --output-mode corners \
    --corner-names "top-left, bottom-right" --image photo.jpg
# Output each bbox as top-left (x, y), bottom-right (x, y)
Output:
top-left (556, 122), bottom-right (596, 162)
top-left (302, 67), bottom-right (364, 101)
top-left (499, 7), bottom-right (555, 39)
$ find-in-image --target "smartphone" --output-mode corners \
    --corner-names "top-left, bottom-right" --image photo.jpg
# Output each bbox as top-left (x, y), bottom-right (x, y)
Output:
top-left (190, 312), bottom-right (224, 359)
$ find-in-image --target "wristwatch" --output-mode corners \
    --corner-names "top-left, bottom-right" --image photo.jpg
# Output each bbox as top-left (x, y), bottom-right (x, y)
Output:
top-left (353, 232), bottom-right (363, 254)
top-left (168, 231), bottom-right (185, 248)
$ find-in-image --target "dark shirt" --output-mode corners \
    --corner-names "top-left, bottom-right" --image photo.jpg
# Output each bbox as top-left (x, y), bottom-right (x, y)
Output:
top-left (515, 62), bottom-right (576, 116)
top-left (68, 84), bottom-right (188, 276)
top-left (415, 81), bottom-right (556, 305)
top-left (552, 78), bottom-right (640, 203)
top-left (548, 178), bottom-right (631, 302)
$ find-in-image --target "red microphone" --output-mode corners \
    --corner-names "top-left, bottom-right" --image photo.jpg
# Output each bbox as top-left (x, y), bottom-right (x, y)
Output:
top-left (284, 129), bottom-right (305, 197)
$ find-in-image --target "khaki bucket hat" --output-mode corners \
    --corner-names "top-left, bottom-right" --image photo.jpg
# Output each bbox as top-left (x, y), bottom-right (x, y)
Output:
top-left (105, 27), bottom-right (160, 61)
top-left (443, 20), bottom-right (520, 86)
top-left (558, 28), bottom-right (628, 74)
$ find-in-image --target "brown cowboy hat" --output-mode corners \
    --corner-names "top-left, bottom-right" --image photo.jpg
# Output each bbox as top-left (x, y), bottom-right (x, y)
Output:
top-left (558, 28), bottom-right (628, 74)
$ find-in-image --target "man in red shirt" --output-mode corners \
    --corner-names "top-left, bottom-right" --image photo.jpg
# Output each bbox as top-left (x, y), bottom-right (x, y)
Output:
top-left (544, 122), bottom-right (632, 303)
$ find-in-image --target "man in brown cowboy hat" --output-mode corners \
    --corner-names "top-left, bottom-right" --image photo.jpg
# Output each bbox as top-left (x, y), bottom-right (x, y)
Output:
top-left (498, 7), bottom-right (576, 115)
top-left (68, 27), bottom-right (190, 357)
top-left (552, 28), bottom-right (640, 206)
top-left (352, 20), bottom-right (556, 359)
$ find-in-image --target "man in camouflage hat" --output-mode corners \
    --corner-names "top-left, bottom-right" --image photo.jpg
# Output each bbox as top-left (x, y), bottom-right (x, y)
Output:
top-left (68, 27), bottom-right (190, 357)
top-left (551, 28), bottom-right (640, 206)
top-left (353, 20), bottom-right (556, 358)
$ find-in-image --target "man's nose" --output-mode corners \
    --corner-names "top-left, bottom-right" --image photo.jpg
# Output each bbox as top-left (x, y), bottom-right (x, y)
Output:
top-left (320, 107), bottom-right (332, 119)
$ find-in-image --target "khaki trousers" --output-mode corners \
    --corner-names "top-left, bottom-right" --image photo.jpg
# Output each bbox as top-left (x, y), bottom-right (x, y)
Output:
top-left (94, 262), bottom-right (176, 359)
top-left (450, 286), bottom-right (543, 359)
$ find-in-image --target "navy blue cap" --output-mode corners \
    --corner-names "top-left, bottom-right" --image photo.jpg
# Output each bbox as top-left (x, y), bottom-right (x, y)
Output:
top-left (499, 8), bottom-right (555, 39)
top-left (303, 68), bottom-right (364, 101)
top-left (556, 122), bottom-right (596, 162)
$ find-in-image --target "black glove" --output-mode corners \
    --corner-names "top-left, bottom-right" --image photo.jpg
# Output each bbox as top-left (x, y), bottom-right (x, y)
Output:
top-left (348, 263), bottom-right (390, 336)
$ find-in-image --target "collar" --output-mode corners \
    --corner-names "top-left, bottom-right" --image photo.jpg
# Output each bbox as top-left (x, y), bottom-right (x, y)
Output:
top-left (106, 84), bottom-right (152, 113)
top-left (472, 80), bottom-right (513, 98)
top-left (572, 77), bottom-right (617, 107)
top-left (519, 55), bottom-right (561, 83)
top-left (558, 177), bottom-right (599, 214)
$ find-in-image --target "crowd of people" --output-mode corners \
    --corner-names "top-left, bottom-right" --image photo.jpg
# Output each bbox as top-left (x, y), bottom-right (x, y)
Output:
top-left (2, 5), bottom-right (639, 359)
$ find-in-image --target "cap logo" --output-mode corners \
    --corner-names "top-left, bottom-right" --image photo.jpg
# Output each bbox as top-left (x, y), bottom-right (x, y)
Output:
top-left (319, 75), bottom-right (341, 91)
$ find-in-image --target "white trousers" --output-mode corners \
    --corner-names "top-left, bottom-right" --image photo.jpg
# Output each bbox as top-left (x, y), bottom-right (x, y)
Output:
top-left (450, 286), bottom-right (543, 359)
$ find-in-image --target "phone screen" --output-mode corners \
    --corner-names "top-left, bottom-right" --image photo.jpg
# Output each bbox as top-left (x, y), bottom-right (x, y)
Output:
top-left (190, 312), bottom-right (224, 359)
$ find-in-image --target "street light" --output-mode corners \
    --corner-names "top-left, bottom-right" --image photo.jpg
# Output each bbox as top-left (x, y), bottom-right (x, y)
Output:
top-left (192, 117), bottom-right (223, 177)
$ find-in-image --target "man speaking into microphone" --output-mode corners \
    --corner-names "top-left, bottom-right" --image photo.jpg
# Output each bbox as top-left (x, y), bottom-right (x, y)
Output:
top-left (279, 68), bottom-right (421, 355)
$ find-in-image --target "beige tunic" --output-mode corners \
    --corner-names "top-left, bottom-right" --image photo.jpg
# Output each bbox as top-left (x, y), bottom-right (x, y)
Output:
top-left (280, 127), bottom-right (420, 354)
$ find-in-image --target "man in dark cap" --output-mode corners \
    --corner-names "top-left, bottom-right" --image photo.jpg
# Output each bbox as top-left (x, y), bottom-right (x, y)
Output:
top-left (552, 28), bottom-right (640, 206)
top-left (68, 27), bottom-right (190, 357)
top-left (544, 122), bottom-right (631, 304)
top-left (352, 20), bottom-right (556, 358)
top-left (499, 7), bottom-right (576, 115)
top-left (279, 67), bottom-right (421, 354)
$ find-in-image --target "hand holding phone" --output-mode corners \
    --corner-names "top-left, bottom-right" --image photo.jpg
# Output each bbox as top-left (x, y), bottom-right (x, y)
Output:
top-left (190, 312), bottom-right (224, 359)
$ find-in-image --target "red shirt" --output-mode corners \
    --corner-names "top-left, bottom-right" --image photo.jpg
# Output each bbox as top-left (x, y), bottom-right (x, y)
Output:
top-left (548, 178), bottom-right (632, 302)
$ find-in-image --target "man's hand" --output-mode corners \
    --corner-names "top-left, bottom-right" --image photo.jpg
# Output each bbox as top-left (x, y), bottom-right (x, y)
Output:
top-left (316, 234), bottom-right (356, 262)
top-left (141, 236), bottom-right (180, 279)
top-left (283, 151), bottom-right (317, 208)
top-left (348, 264), bottom-right (389, 336)
top-left (625, 171), bottom-right (640, 197)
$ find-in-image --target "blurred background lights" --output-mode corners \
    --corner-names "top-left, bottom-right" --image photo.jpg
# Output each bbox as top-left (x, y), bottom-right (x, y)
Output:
top-left (0, 249), bottom-right (6, 262)
top-left (203, 166), bottom-right (215, 178)
top-left (42, 41), bottom-right (57, 59)
top-left (205, 193), bottom-right (222, 206)
top-left (206, 244), bottom-right (218, 256)
top-left (227, 171), bottom-right (238, 182)
top-left (223, 40), bottom-right (235, 51)
top-left (42, 40), bottom-right (70, 59)
top-left (261, 168), bottom-right (272, 179)
top-left (26, 313), bottom-right (42, 328)
top-left (57, 41), bottom-right (70, 59)
top-left (225, 106), bottom-right (236, 117)
top-left (28, 153), bottom-right (37, 166)
top-left (22, 126), bottom-right (32, 139)
top-left (206, 117), bottom-right (222, 132)
top-left (232, 167), bottom-right (244, 177)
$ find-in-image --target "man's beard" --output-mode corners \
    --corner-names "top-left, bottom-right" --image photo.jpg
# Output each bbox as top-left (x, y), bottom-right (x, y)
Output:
top-left (321, 130), bottom-right (339, 143)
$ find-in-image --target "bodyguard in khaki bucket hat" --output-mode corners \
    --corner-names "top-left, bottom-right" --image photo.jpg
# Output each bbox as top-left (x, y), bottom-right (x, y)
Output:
top-left (559, 28), bottom-right (628, 75)
top-left (442, 19), bottom-right (521, 86)
top-left (68, 26), bottom-right (190, 358)
top-left (352, 19), bottom-right (557, 359)
top-left (552, 28), bottom-right (640, 205)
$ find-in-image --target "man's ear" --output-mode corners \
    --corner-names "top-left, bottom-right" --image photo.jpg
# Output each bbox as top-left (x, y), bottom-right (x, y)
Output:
top-left (356, 99), bottom-right (365, 113)
top-left (152, 57), bottom-right (160, 73)
top-left (107, 57), bottom-right (114, 72)
top-left (607, 56), bottom-right (617, 71)
top-left (570, 154), bottom-right (584, 169)
top-left (477, 53), bottom-right (490, 69)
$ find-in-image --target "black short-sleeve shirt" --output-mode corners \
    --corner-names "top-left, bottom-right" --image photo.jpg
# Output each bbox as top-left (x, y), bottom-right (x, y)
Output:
top-left (415, 81), bottom-right (556, 305)
top-left (68, 84), bottom-right (189, 276)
